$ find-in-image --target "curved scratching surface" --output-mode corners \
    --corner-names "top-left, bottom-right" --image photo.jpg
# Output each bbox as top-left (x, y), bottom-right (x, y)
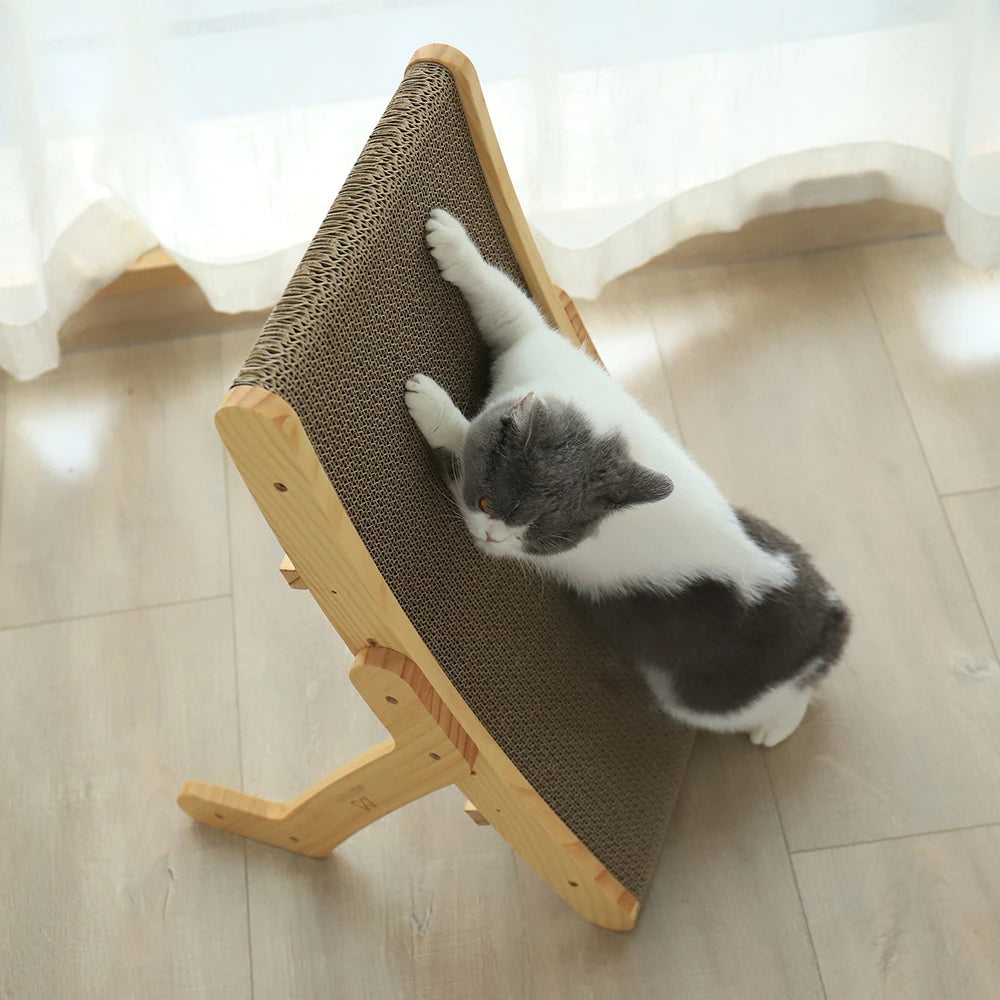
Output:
top-left (235, 60), bottom-right (693, 900)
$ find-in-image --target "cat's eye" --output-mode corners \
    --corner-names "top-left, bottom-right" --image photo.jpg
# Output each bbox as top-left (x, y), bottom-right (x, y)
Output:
top-left (479, 496), bottom-right (494, 515)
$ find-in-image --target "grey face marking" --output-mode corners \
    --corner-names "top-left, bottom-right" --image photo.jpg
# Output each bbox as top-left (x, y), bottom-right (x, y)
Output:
top-left (458, 395), bottom-right (673, 555)
top-left (432, 446), bottom-right (462, 485)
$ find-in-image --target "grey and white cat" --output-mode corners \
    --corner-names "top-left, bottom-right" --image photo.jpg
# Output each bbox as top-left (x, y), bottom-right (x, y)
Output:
top-left (405, 209), bottom-right (850, 747)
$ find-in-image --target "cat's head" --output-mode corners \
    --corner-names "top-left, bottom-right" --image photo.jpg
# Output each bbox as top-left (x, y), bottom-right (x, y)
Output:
top-left (457, 393), bottom-right (673, 558)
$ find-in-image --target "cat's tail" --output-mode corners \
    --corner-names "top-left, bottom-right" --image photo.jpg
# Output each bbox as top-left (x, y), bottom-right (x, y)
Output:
top-left (802, 594), bottom-right (852, 686)
top-left (425, 208), bottom-right (545, 351)
top-left (822, 595), bottom-right (852, 662)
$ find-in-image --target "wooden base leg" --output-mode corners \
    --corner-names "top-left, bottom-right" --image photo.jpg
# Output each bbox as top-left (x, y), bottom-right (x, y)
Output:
top-left (464, 800), bottom-right (490, 826)
top-left (178, 647), bottom-right (478, 857)
top-left (278, 554), bottom-right (307, 589)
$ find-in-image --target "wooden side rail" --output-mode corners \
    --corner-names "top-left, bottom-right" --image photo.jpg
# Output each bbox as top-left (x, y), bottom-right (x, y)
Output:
top-left (554, 287), bottom-right (602, 365)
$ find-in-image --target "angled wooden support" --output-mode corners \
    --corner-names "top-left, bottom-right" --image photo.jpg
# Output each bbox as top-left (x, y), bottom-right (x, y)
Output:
top-left (178, 646), bottom-right (477, 857)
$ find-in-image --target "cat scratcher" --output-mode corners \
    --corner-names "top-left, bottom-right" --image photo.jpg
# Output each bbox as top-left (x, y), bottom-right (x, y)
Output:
top-left (178, 43), bottom-right (694, 931)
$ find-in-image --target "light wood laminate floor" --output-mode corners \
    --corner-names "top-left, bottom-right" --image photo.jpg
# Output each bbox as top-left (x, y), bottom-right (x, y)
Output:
top-left (2, 234), bottom-right (998, 999)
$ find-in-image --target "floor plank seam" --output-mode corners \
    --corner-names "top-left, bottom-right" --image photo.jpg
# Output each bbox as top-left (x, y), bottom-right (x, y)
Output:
top-left (634, 285), bottom-right (689, 450)
top-left (789, 818), bottom-right (1000, 856)
top-left (851, 249), bottom-right (1000, 665)
top-left (221, 437), bottom-right (256, 1000)
top-left (762, 752), bottom-right (831, 1000)
top-left (940, 484), bottom-right (1000, 500)
top-left (0, 379), bottom-right (7, 541)
top-left (0, 592), bottom-right (233, 632)
top-left (940, 502), bottom-right (1000, 667)
top-left (851, 248), bottom-right (945, 493)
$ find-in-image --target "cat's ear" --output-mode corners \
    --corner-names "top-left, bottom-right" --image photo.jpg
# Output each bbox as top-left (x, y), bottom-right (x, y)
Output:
top-left (612, 463), bottom-right (674, 508)
top-left (508, 391), bottom-right (543, 430)
top-left (510, 391), bottom-right (536, 417)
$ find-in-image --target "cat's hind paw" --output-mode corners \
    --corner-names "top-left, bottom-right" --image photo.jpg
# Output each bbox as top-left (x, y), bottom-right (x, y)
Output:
top-left (425, 208), bottom-right (478, 283)
top-left (749, 723), bottom-right (791, 748)
top-left (748, 703), bottom-right (809, 747)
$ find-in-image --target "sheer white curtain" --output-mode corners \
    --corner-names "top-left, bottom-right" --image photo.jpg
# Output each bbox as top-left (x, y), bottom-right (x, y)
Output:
top-left (1, 0), bottom-right (997, 379)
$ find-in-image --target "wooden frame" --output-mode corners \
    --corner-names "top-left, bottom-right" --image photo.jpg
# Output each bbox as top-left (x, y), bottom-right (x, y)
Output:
top-left (178, 44), bottom-right (637, 931)
top-left (180, 646), bottom-right (477, 855)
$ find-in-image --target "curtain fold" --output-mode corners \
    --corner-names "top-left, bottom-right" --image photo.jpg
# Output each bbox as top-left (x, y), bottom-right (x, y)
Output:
top-left (1, 0), bottom-right (997, 379)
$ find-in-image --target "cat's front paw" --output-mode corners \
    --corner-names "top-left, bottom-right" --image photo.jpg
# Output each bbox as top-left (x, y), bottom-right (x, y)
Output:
top-left (405, 373), bottom-right (454, 446)
top-left (425, 208), bottom-right (478, 284)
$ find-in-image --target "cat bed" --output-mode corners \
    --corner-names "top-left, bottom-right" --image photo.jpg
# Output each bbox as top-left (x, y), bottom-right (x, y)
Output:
top-left (178, 44), bottom-right (693, 930)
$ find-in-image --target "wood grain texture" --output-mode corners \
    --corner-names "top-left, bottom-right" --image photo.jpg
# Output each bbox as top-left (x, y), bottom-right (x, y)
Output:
top-left (857, 236), bottom-right (1000, 494)
top-left (515, 735), bottom-right (825, 999)
top-left (0, 335), bottom-right (230, 626)
top-left (554, 287), bottom-right (603, 363)
top-left (179, 647), bottom-right (478, 856)
top-left (794, 826), bottom-right (1000, 999)
top-left (645, 249), bottom-right (1000, 851)
top-left (243, 789), bottom-right (533, 1000)
top-left (0, 600), bottom-right (250, 999)
top-left (944, 488), bottom-right (1000, 656)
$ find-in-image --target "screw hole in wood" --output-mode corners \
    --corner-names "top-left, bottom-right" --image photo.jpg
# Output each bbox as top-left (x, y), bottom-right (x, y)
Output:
top-left (289, 836), bottom-right (300, 843)
top-left (428, 752), bottom-right (441, 760)
top-left (214, 813), bottom-right (225, 820)
top-left (273, 482), bottom-right (288, 492)
top-left (385, 695), bottom-right (398, 704)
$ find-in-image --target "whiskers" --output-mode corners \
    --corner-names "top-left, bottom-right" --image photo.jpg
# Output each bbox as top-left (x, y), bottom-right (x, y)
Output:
top-left (529, 530), bottom-right (578, 555)
top-left (425, 471), bottom-right (461, 511)
top-left (507, 553), bottom-right (538, 584)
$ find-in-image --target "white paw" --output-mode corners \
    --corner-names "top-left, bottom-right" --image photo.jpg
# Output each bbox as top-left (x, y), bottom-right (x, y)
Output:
top-left (425, 208), bottom-right (477, 283)
top-left (749, 716), bottom-right (802, 748)
top-left (404, 373), bottom-right (452, 445)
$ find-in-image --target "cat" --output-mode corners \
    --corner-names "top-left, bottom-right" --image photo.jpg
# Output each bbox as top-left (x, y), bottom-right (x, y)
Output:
top-left (405, 208), bottom-right (850, 747)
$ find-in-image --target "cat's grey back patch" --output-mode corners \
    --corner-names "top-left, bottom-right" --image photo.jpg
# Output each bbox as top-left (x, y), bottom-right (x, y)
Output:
top-left (578, 507), bottom-right (851, 715)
